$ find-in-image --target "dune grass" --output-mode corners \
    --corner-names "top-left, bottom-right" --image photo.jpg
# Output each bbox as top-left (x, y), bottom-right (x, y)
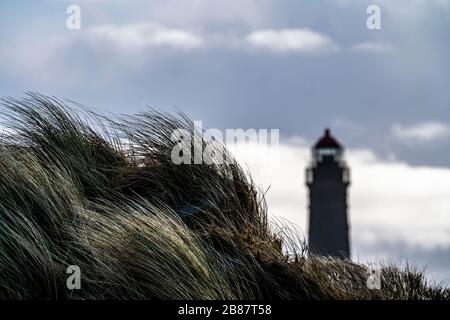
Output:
top-left (0, 93), bottom-right (448, 300)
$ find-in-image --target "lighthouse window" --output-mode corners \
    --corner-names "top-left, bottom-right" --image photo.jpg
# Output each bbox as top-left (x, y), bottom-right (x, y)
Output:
top-left (306, 168), bottom-right (314, 184)
top-left (343, 168), bottom-right (350, 183)
top-left (318, 148), bottom-right (337, 156)
top-left (317, 148), bottom-right (339, 161)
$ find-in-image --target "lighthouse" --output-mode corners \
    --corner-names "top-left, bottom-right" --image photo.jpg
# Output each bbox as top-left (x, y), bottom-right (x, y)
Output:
top-left (306, 128), bottom-right (351, 259)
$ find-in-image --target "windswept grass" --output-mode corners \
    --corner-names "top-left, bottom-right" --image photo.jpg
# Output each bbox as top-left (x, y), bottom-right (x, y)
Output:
top-left (0, 93), bottom-right (448, 300)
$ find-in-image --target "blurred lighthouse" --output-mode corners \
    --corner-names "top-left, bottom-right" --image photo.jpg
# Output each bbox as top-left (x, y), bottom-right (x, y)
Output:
top-left (306, 128), bottom-right (350, 259)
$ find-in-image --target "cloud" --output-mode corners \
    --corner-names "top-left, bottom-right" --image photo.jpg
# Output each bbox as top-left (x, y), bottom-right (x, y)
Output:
top-left (90, 25), bottom-right (339, 54)
top-left (246, 28), bottom-right (336, 53)
top-left (230, 137), bottom-right (450, 283)
top-left (391, 122), bottom-right (450, 143)
top-left (350, 42), bottom-right (396, 53)
top-left (76, 0), bottom-right (269, 29)
top-left (90, 23), bottom-right (204, 49)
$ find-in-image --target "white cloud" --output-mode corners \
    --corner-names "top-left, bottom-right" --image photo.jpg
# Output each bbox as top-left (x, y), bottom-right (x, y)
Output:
top-left (391, 122), bottom-right (450, 143)
top-left (90, 23), bottom-right (203, 49)
top-left (246, 28), bottom-right (336, 53)
top-left (90, 25), bottom-right (338, 53)
top-left (230, 137), bottom-right (450, 281)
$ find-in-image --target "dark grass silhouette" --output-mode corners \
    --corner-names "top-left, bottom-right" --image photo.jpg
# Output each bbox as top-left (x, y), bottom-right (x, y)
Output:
top-left (0, 93), bottom-right (448, 299)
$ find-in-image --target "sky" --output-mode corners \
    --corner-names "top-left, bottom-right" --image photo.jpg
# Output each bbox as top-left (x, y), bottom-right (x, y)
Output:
top-left (1, 0), bottom-right (449, 284)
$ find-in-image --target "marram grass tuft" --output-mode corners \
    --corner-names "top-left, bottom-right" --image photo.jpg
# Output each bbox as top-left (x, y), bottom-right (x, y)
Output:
top-left (0, 93), bottom-right (448, 300)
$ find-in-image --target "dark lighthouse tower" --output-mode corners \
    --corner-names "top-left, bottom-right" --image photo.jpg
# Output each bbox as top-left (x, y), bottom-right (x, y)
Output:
top-left (306, 128), bottom-right (350, 259)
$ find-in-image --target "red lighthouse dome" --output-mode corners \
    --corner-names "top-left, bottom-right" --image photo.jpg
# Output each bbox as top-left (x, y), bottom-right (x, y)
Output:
top-left (314, 128), bottom-right (342, 150)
